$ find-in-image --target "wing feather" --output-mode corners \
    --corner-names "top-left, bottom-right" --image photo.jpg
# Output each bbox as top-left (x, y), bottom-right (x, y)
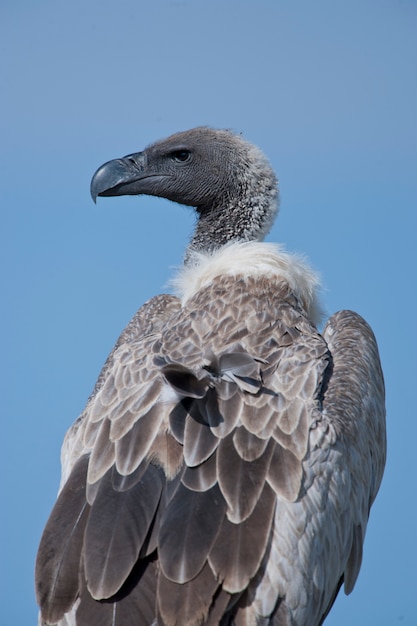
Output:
top-left (168, 399), bottom-right (188, 443)
top-left (232, 427), bottom-right (270, 461)
top-left (208, 483), bottom-right (276, 593)
top-left (159, 482), bottom-right (227, 583)
top-left (266, 442), bottom-right (303, 501)
top-left (36, 456), bottom-right (90, 625)
top-left (84, 463), bottom-right (164, 599)
top-left (216, 433), bottom-right (275, 523)
top-left (114, 404), bottom-right (164, 475)
top-left (87, 419), bottom-right (115, 484)
top-left (76, 557), bottom-right (158, 626)
top-left (183, 401), bottom-right (220, 466)
top-left (181, 451), bottom-right (218, 492)
top-left (157, 562), bottom-right (221, 626)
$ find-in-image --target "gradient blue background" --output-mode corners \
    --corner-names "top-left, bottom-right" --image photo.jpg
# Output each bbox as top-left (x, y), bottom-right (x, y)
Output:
top-left (2, 1), bottom-right (416, 624)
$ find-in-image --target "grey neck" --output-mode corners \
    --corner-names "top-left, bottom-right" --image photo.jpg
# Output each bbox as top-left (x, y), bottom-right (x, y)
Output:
top-left (184, 166), bottom-right (279, 265)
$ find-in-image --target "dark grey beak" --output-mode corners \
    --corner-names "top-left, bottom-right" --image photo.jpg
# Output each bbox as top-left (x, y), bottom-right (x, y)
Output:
top-left (90, 152), bottom-right (146, 203)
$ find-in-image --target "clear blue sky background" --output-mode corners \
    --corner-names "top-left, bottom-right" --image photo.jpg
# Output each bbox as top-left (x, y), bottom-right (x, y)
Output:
top-left (2, 1), bottom-right (416, 624)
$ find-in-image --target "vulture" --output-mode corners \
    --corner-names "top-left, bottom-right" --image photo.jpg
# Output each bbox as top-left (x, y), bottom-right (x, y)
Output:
top-left (35, 127), bottom-right (386, 626)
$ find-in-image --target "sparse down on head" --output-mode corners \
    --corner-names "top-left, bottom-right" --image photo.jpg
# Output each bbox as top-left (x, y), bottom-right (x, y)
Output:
top-left (91, 127), bottom-right (279, 260)
top-left (36, 127), bottom-right (386, 626)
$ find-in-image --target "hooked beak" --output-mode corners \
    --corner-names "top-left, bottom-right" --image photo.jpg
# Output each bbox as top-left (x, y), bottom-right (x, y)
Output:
top-left (90, 151), bottom-right (147, 203)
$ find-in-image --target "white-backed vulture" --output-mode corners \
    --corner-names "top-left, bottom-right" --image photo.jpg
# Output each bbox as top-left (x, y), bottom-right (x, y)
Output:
top-left (35, 127), bottom-right (386, 625)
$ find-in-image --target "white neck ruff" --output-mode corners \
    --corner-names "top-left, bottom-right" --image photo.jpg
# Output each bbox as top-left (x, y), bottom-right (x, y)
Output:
top-left (172, 241), bottom-right (323, 326)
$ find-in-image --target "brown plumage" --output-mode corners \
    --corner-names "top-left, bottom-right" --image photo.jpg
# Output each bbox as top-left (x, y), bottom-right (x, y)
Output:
top-left (35, 128), bottom-right (386, 625)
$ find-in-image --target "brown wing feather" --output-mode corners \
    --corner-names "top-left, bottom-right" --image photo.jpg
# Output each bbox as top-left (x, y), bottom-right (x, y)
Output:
top-left (76, 557), bottom-right (158, 626)
top-left (208, 482), bottom-right (276, 593)
top-left (157, 562), bottom-right (221, 626)
top-left (216, 434), bottom-right (275, 523)
top-left (182, 400), bottom-right (220, 466)
top-left (35, 456), bottom-right (90, 625)
top-left (158, 482), bottom-right (227, 583)
top-left (83, 463), bottom-right (164, 599)
top-left (181, 450), bottom-right (217, 491)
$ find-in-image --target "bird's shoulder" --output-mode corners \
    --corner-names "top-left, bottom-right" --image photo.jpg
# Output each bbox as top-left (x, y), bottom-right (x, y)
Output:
top-left (60, 293), bottom-right (182, 484)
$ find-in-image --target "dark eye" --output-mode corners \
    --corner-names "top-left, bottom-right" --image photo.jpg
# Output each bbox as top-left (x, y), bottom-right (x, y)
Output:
top-left (170, 150), bottom-right (191, 163)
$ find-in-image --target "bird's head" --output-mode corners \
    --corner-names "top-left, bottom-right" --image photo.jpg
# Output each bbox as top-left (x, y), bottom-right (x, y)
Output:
top-left (91, 127), bottom-right (279, 255)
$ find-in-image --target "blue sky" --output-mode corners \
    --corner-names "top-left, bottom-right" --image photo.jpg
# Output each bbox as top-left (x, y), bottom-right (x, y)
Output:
top-left (2, 1), bottom-right (416, 624)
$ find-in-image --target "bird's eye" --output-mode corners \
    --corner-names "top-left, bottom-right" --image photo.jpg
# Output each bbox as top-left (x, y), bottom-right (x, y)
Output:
top-left (170, 150), bottom-right (191, 163)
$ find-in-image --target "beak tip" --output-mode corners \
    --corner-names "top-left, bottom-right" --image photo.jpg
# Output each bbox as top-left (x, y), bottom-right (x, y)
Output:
top-left (90, 166), bottom-right (107, 203)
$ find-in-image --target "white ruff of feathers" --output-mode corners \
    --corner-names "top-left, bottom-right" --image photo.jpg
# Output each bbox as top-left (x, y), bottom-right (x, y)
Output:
top-left (172, 241), bottom-right (323, 327)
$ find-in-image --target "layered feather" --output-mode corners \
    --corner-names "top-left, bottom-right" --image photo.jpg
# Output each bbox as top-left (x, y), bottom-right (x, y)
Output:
top-left (36, 245), bottom-right (385, 626)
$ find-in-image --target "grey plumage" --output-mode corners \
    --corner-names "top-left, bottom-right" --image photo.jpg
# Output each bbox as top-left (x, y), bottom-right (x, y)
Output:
top-left (36, 127), bottom-right (386, 625)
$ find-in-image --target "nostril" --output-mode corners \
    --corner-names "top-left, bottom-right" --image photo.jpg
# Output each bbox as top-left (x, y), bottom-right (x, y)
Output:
top-left (123, 152), bottom-right (146, 171)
